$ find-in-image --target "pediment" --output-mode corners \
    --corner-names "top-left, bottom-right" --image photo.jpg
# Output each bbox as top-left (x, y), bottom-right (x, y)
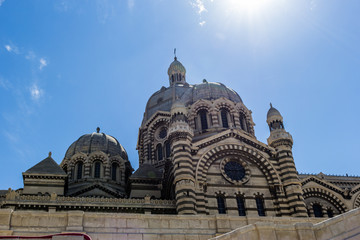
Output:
top-left (193, 128), bottom-right (272, 155)
top-left (301, 176), bottom-right (344, 195)
top-left (70, 183), bottom-right (124, 198)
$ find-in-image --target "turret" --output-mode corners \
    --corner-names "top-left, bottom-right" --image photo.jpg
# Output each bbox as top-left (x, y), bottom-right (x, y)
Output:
top-left (167, 101), bottom-right (196, 214)
top-left (266, 103), bottom-right (307, 217)
top-left (267, 103), bottom-right (292, 148)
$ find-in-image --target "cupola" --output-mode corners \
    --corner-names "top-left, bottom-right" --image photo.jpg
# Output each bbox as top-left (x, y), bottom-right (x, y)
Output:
top-left (168, 57), bottom-right (186, 86)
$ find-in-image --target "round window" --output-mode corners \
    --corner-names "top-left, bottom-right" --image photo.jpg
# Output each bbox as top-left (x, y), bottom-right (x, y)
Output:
top-left (224, 161), bottom-right (245, 181)
top-left (158, 128), bottom-right (167, 139)
top-left (220, 158), bottom-right (250, 185)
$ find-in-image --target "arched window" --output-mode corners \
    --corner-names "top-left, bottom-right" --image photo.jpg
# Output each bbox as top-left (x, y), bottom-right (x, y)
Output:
top-left (313, 204), bottom-right (323, 217)
top-left (147, 143), bottom-right (152, 161)
top-left (111, 163), bottom-right (118, 181)
top-left (239, 112), bottom-right (247, 131)
top-left (198, 109), bottom-right (208, 130)
top-left (327, 209), bottom-right (334, 218)
top-left (94, 162), bottom-right (101, 178)
top-left (220, 109), bottom-right (229, 128)
top-left (256, 196), bottom-right (266, 216)
top-left (165, 141), bottom-right (170, 158)
top-left (236, 196), bottom-right (246, 216)
top-left (217, 195), bottom-right (226, 214)
top-left (76, 162), bottom-right (83, 180)
top-left (156, 144), bottom-right (163, 161)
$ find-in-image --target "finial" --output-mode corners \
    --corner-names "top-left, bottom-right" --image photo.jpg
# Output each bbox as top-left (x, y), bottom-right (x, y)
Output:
top-left (174, 48), bottom-right (177, 60)
top-left (270, 103), bottom-right (273, 108)
top-left (49, 151), bottom-right (52, 157)
top-left (96, 127), bottom-right (100, 133)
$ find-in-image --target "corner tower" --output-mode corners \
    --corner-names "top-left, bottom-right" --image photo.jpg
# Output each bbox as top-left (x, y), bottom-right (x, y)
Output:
top-left (267, 104), bottom-right (307, 217)
top-left (168, 101), bottom-right (196, 214)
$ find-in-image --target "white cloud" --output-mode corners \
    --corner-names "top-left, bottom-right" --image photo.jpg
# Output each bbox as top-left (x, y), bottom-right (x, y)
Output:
top-left (4, 45), bottom-right (11, 52)
top-left (128, 0), bottom-right (134, 10)
top-left (30, 84), bottom-right (43, 100)
top-left (0, 0), bottom-right (5, 7)
top-left (4, 43), bottom-right (19, 54)
top-left (199, 20), bottom-right (206, 26)
top-left (39, 58), bottom-right (47, 70)
top-left (191, 0), bottom-right (207, 14)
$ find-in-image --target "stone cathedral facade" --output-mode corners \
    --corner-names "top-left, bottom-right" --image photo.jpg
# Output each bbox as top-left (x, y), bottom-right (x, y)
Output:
top-left (1, 57), bottom-right (360, 239)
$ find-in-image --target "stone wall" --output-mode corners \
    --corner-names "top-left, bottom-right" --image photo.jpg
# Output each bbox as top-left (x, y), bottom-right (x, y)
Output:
top-left (210, 207), bottom-right (360, 240)
top-left (0, 209), bottom-right (322, 240)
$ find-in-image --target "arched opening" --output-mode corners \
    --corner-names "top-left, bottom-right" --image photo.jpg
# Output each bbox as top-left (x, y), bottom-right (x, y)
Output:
top-left (256, 196), bottom-right (266, 216)
top-left (156, 144), bottom-right (163, 161)
top-left (198, 109), bottom-right (208, 130)
top-left (76, 162), bottom-right (83, 180)
top-left (111, 162), bottom-right (118, 181)
top-left (236, 196), bottom-right (246, 216)
top-left (313, 204), bottom-right (323, 217)
top-left (220, 108), bottom-right (229, 128)
top-left (239, 112), bottom-right (248, 132)
top-left (217, 195), bottom-right (226, 214)
top-left (165, 141), bottom-right (170, 158)
top-left (94, 161), bottom-right (101, 178)
top-left (327, 208), bottom-right (334, 218)
top-left (147, 143), bottom-right (152, 162)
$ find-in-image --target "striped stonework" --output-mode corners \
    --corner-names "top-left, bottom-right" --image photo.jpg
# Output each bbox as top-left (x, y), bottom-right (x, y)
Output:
top-left (172, 138), bottom-right (196, 214)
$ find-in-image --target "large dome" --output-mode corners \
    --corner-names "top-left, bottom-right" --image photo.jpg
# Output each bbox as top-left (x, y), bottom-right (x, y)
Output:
top-left (143, 81), bottom-right (242, 122)
top-left (64, 128), bottom-right (128, 160)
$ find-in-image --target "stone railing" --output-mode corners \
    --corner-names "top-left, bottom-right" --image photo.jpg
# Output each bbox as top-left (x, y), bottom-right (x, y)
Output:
top-left (1, 190), bottom-right (176, 212)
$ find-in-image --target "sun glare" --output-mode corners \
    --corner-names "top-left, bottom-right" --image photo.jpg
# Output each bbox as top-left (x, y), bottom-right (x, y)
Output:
top-left (222, 0), bottom-right (275, 17)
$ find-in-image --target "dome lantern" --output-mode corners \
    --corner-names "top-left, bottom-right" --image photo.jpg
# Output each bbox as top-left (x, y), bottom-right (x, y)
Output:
top-left (167, 55), bottom-right (186, 86)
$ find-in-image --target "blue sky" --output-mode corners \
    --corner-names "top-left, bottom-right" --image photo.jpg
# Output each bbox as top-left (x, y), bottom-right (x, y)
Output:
top-left (0, 0), bottom-right (359, 190)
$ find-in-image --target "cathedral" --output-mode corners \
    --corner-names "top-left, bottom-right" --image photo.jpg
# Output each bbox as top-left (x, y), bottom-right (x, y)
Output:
top-left (1, 57), bottom-right (360, 240)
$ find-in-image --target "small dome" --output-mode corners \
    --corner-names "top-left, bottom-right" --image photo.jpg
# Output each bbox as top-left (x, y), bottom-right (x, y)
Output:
top-left (65, 129), bottom-right (128, 160)
top-left (267, 104), bottom-right (282, 119)
top-left (168, 57), bottom-right (186, 76)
